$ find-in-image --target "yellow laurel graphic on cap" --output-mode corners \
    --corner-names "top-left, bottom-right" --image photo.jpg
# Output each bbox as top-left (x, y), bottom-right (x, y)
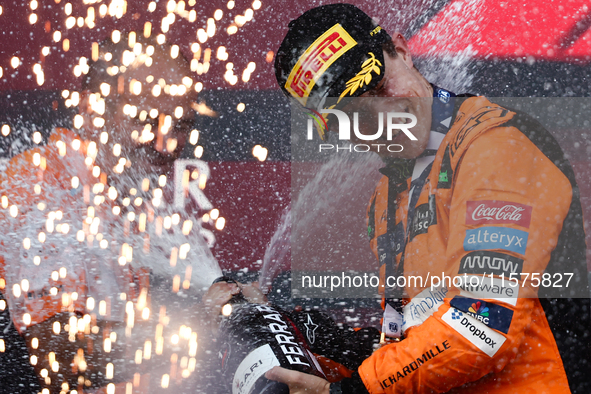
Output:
top-left (337, 52), bottom-right (382, 102)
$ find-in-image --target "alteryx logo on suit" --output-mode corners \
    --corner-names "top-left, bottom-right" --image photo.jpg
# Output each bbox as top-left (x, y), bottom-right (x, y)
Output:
top-left (463, 227), bottom-right (528, 255)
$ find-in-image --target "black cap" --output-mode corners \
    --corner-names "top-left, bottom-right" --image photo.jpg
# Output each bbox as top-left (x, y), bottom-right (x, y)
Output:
top-left (275, 4), bottom-right (391, 138)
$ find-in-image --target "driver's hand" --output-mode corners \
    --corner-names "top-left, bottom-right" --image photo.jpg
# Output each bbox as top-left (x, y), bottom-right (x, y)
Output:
top-left (201, 281), bottom-right (240, 329)
top-left (201, 280), bottom-right (268, 331)
top-left (202, 281), bottom-right (240, 311)
top-left (237, 281), bottom-right (268, 304)
top-left (266, 367), bottom-right (330, 394)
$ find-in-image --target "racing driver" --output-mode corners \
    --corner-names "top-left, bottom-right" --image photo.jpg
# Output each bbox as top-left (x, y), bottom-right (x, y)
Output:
top-left (267, 3), bottom-right (591, 393)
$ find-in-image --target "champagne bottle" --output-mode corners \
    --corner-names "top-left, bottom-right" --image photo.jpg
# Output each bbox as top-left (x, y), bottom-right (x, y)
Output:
top-left (215, 279), bottom-right (325, 394)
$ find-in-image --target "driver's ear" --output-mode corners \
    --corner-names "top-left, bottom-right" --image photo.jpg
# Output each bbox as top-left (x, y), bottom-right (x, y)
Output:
top-left (391, 33), bottom-right (413, 69)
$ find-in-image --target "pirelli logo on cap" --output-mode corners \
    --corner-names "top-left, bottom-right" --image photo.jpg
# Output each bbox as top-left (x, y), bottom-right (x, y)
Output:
top-left (285, 23), bottom-right (357, 104)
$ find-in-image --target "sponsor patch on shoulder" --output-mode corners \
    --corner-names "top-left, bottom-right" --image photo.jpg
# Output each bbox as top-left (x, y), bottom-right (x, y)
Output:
top-left (456, 275), bottom-right (519, 306)
top-left (463, 227), bottom-right (528, 255)
top-left (466, 200), bottom-right (532, 228)
top-left (459, 251), bottom-right (523, 276)
top-left (383, 303), bottom-right (403, 339)
top-left (449, 296), bottom-right (513, 334)
top-left (442, 307), bottom-right (507, 357)
top-left (437, 89), bottom-right (451, 103)
top-left (402, 285), bottom-right (448, 333)
top-left (409, 194), bottom-right (437, 240)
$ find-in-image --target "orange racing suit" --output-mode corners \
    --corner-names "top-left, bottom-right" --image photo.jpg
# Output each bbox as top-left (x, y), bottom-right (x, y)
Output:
top-left (348, 94), bottom-right (590, 393)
